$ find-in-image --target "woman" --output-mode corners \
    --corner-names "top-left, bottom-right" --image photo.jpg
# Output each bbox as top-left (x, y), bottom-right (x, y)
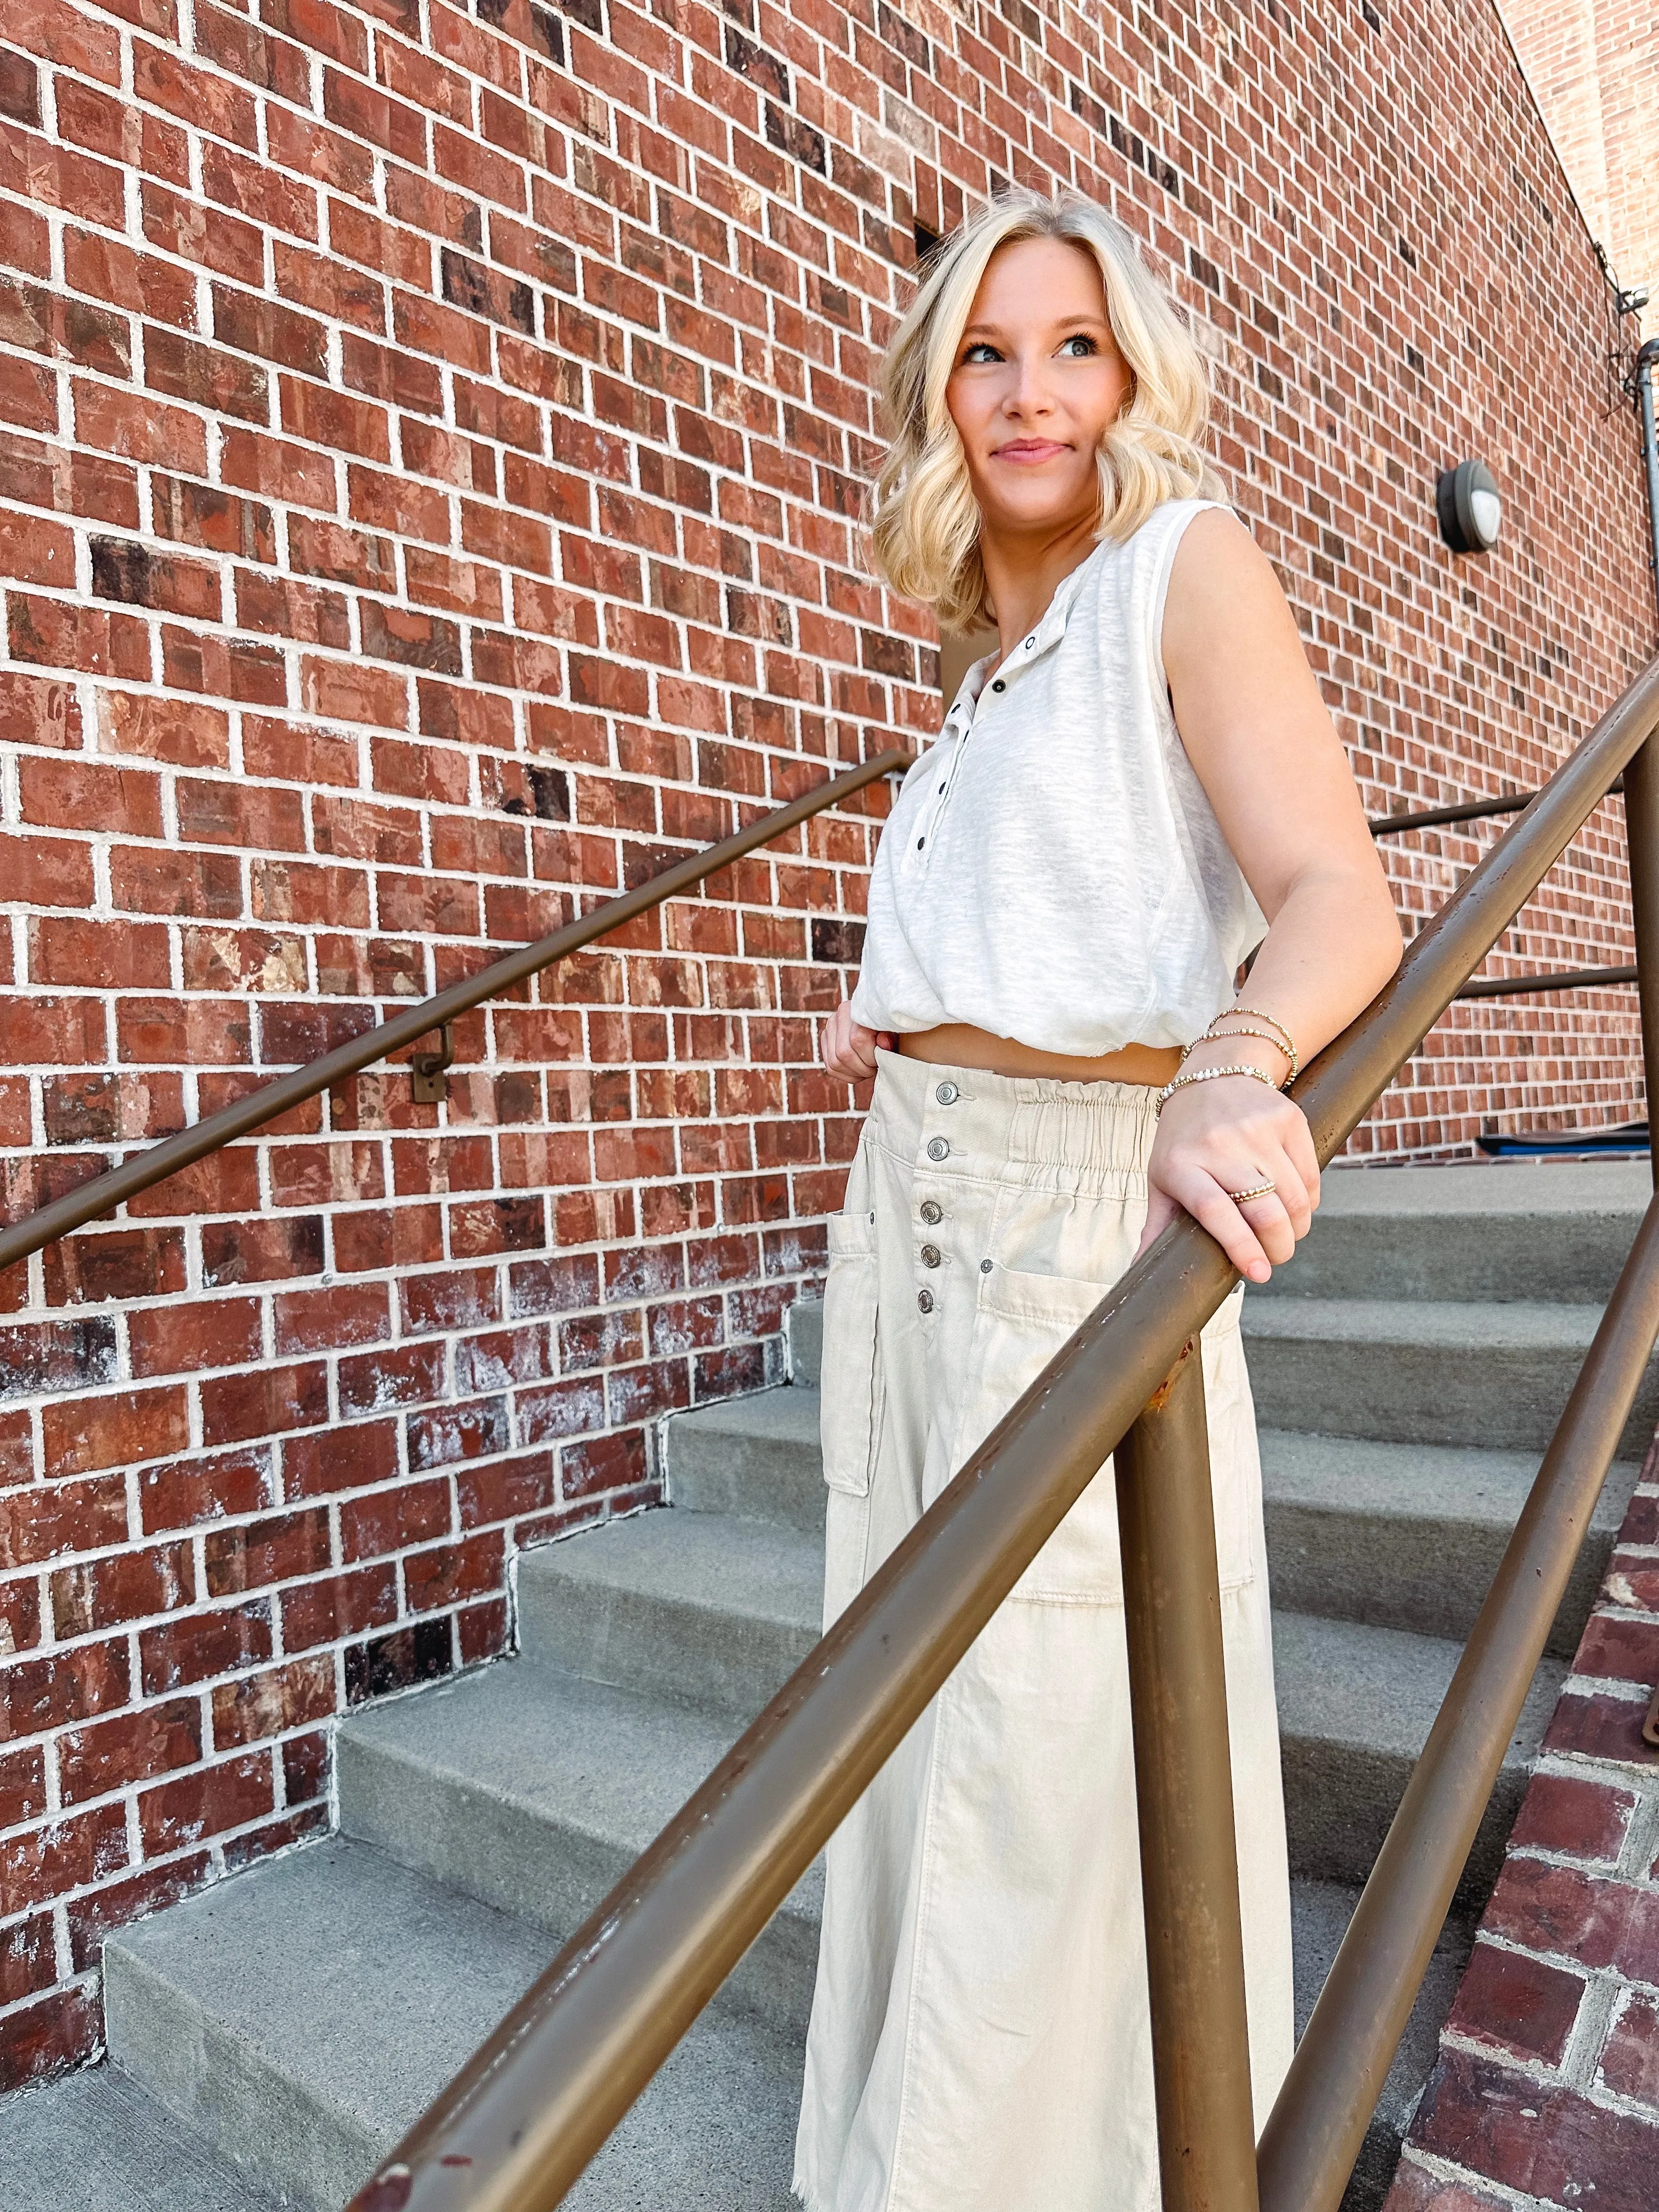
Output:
top-left (794, 189), bottom-right (1402, 2212)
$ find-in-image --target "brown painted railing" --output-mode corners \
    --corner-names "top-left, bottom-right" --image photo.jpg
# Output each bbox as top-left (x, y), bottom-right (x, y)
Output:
top-left (1375, 774), bottom-right (1639, 999)
top-left (337, 652), bottom-right (1659, 2212)
top-left (1371, 768), bottom-right (1630, 837)
top-left (0, 750), bottom-right (907, 1276)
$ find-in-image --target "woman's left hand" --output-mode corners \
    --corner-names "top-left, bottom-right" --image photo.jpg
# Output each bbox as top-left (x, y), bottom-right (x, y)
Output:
top-left (1132, 1073), bottom-right (1319, 1285)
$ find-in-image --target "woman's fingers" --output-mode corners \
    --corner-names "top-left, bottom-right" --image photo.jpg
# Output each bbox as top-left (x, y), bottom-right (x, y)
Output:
top-left (1255, 1150), bottom-right (1311, 1240)
top-left (1131, 1182), bottom-right (1181, 1262)
top-left (819, 1001), bottom-right (884, 1082)
top-left (1234, 1187), bottom-right (1295, 1266)
top-left (1176, 1175), bottom-right (1274, 1283)
top-left (1284, 1113), bottom-right (1321, 1212)
top-left (1150, 1140), bottom-right (1317, 1283)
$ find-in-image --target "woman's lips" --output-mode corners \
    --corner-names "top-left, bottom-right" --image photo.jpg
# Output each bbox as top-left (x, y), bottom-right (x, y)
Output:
top-left (993, 439), bottom-right (1069, 462)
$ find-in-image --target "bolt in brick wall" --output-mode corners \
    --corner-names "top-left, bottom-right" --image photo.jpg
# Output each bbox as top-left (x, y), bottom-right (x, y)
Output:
top-left (1386, 1436), bottom-right (1659, 2211)
top-left (0, 0), bottom-right (1654, 2091)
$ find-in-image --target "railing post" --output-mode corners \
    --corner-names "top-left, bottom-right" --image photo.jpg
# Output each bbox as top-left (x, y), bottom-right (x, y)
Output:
top-left (1116, 1338), bottom-right (1260, 2212)
top-left (1624, 736), bottom-right (1659, 1193)
top-left (1630, 343), bottom-right (1659, 1189)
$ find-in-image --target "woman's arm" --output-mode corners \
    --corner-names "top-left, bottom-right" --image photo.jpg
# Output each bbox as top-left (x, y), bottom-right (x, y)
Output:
top-left (1138, 506), bottom-right (1403, 1282)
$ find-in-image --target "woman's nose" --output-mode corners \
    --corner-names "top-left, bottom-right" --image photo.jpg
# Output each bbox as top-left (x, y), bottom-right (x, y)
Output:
top-left (1003, 362), bottom-right (1052, 414)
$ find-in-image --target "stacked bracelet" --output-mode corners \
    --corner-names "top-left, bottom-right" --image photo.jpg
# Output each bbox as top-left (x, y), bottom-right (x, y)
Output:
top-left (1156, 1062), bottom-right (1282, 1114)
top-left (1179, 1005), bottom-right (1301, 1084)
top-left (1220, 1006), bottom-right (1299, 1081)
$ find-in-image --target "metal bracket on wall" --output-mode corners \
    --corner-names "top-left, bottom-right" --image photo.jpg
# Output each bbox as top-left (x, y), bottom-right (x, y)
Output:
top-left (410, 1024), bottom-right (455, 1104)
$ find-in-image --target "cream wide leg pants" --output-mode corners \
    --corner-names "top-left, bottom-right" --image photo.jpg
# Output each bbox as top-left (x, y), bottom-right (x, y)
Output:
top-left (792, 1049), bottom-right (1295, 2212)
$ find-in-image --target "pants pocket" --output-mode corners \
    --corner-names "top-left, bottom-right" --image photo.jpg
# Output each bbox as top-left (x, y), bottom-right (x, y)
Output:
top-left (959, 1269), bottom-right (1256, 1602)
top-left (819, 1208), bottom-right (883, 1498)
top-left (961, 1265), bottom-right (1125, 1601)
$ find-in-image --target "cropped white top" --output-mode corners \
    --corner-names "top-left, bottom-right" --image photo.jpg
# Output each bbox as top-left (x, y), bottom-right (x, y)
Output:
top-left (850, 498), bottom-right (1267, 1058)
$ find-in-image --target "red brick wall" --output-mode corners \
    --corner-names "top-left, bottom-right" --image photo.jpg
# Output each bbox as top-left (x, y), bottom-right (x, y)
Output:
top-left (1386, 1439), bottom-right (1659, 2212)
top-left (1593, 0), bottom-right (1659, 303)
top-left (0, 0), bottom-right (1653, 2090)
top-left (1500, 0), bottom-right (1659, 298)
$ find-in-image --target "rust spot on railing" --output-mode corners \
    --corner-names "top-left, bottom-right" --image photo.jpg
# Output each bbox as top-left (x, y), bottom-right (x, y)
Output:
top-left (346, 2165), bottom-right (411, 2211)
top-left (1141, 1335), bottom-right (1199, 1415)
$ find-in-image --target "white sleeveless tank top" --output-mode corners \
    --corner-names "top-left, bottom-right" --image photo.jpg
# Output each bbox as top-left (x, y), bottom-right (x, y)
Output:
top-left (850, 498), bottom-right (1267, 1058)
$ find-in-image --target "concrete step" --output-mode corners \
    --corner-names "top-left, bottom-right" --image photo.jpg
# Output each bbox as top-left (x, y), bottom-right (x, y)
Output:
top-left (343, 1587), bottom-right (1554, 1928)
top-left (787, 1293), bottom-right (821, 1385)
top-left (788, 1162), bottom-right (1650, 1321)
top-left (103, 1836), bottom-right (802, 2212)
top-left (1274, 1611), bottom-right (1564, 1901)
top-left (1242, 1296), bottom-right (1659, 1453)
top-left (1255, 1158), bottom-right (1649, 1305)
top-left (1259, 1430), bottom-right (1639, 1656)
top-left (99, 1814), bottom-right (1460, 2212)
top-left (1294, 1878), bottom-right (1474, 2212)
top-left (659, 1386), bottom-right (1634, 1657)
top-left (0, 2062), bottom-right (285, 2212)
top-left (518, 1507), bottom-right (822, 1718)
top-left (666, 1384), bottom-right (823, 1530)
top-left (337, 1656), bottom-right (824, 2032)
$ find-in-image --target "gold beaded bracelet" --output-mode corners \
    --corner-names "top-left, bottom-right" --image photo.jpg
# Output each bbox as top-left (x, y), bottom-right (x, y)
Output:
top-left (1180, 1007), bottom-right (1301, 1084)
top-left (1156, 1062), bottom-right (1282, 1115)
top-left (1222, 1006), bottom-right (1299, 1081)
top-left (1181, 1021), bottom-right (1290, 1071)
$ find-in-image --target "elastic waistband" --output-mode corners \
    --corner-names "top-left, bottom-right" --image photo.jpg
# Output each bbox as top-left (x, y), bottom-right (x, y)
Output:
top-left (866, 1047), bottom-right (1158, 1189)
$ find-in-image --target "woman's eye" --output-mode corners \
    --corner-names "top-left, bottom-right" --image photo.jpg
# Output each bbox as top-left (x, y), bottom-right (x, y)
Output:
top-left (1058, 334), bottom-right (1099, 358)
top-left (961, 342), bottom-right (1002, 365)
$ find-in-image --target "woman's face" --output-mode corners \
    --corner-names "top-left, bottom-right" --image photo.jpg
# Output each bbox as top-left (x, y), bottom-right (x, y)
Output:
top-left (944, 235), bottom-right (1133, 544)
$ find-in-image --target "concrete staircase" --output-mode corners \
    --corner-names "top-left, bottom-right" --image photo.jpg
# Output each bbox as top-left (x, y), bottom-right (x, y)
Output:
top-left (2, 1159), bottom-right (1652, 2212)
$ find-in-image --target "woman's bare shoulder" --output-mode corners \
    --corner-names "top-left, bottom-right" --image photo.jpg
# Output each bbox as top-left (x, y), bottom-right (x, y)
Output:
top-left (1170, 504), bottom-right (1271, 583)
top-left (1163, 506), bottom-right (1300, 674)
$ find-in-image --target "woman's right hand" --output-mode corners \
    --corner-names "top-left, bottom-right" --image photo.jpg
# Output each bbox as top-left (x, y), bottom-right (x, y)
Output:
top-left (820, 1000), bottom-right (894, 1082)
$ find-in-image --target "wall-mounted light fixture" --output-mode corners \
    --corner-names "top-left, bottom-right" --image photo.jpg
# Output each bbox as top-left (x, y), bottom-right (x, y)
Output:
top-left (1436, 459), bottom-right (1503, 554)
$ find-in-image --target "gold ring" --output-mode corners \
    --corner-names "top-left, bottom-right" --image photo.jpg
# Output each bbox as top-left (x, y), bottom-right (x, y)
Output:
top-left (1227, 1180), bottom-right (1277, 1204)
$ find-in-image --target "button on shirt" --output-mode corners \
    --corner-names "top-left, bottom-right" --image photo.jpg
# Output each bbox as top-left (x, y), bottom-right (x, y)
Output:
top-left (850, 499), bottom-right (1267, 1058)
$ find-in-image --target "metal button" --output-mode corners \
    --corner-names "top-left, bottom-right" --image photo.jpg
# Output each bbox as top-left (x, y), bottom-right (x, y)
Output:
top-left (991, 679), bottom-right (1006, 693)
top-left (916, 837), bottom-right (925, 849)
top-left (1024, 635), bottom-right (1035, 650)
top-left (919, 1199), bottom-right (942, 1224)
top-left (926, 1136), bottom-right (949, 1162)
top-left (920, 1243), bottom-right (941, 1268)
top-left (934, 1080), bottom-right (959, 1105)
top-left (917, 1288), bottom-right (934, 1314)
top-left (980, 1258), bottom-right (994, 1273)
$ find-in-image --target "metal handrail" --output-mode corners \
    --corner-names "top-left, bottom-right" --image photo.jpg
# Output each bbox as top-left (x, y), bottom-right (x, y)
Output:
top-left (1372, 789), bottom-right (1536, 834)
top-left (1456, 961), bottom-right (1637, 997)
top-left (0, 751), bottom-right (909, 1273)
top-left (349, 657), bottom-right (1659, 2212)
top-left (1370, 769), bottom-right (1624, 837)
top-left (1378, 776), bottom-right (1640, 1000)
top-left (1, 736), bottom-right (1631, 1268)
top-left (1259, 1189), bottom-right (1659, 2209)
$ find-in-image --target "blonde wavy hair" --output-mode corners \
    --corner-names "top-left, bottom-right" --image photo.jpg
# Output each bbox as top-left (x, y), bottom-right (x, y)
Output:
top-left (870, 188), bottom-right (1227, 634)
